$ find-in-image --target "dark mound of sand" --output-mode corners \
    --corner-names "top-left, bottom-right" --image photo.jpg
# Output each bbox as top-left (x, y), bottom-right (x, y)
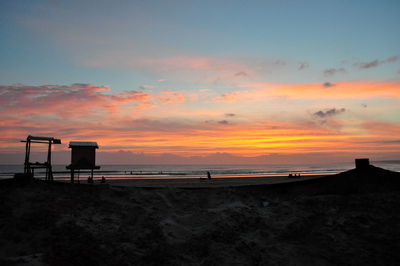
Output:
top-left (261, 164), bottom-right (400, 195)
top-left (1, 166), bottom-right (400, 266)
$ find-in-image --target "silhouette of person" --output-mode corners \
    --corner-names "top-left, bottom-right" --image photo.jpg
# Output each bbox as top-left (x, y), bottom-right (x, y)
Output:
top-left (101, 176), bottom-right (106, 183)
top-left (207, 171), bottom-right (212, 180)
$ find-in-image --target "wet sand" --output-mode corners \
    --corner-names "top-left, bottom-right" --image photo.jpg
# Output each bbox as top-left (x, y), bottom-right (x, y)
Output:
top-left (101, 174), bottom-right (328, 188)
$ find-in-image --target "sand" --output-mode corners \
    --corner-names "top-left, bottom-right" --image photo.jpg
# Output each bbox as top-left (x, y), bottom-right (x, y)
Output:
top-left (1, 165), bottom-right (400, 266)
top-left (88, 174), bottom-right (328, 188)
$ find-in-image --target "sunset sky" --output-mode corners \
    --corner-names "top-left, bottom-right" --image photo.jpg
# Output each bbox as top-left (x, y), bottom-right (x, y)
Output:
top-left (0, 0), bottom-right (399, 164)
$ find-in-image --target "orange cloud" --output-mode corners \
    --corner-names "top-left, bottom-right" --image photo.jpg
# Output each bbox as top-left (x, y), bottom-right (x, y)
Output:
top-left (252, 80), bottom-right (400, 99)
top-left (1, 113), bottom-right (399, 161)
top-left (213, 92), bottom-right (241, 102)
top-left (213, 80), bottom-right (400, 103)
top-left (362, 121), bottom-right (400, 136)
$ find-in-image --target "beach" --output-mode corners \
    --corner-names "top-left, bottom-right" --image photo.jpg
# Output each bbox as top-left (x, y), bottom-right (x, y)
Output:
top-left (83, 174), bottom-right (328, 188)
top-left (1, 165), bottom-right (400, 265)
top-left (2, 1), bottom-right (399, 265)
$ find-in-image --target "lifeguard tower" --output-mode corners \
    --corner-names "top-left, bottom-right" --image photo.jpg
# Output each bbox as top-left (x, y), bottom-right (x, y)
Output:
top-left (21, 135), bottom-right (61, 181)
top-left (66, 141), bottom-right (100, 183)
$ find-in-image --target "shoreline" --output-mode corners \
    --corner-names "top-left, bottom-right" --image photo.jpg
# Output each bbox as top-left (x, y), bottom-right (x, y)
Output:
top-left (0, 171), bottom-right (339, 179)
top-left (49, 173), bottom-right (330, 188)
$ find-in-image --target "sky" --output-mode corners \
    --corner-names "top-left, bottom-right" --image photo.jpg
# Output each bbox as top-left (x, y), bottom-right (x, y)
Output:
top-left (0, 0), bottom-right (399, 164)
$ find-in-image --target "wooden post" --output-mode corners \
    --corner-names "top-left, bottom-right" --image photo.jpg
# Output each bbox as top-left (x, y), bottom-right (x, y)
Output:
top-left (47, 141), bottom-right (53, 181)
top-left (71, 169), bottom-right (74, 183)
top-left (24, 137), bottom-right (31, 175)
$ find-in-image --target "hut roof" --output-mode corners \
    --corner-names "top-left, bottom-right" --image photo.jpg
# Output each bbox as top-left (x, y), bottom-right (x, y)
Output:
top-left (69, 141), bottom-right (99, 148)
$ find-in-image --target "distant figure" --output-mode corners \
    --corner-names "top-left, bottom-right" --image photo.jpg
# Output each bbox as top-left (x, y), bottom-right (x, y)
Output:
top-left (101, 176), bottom-right (106, 183)
top-left (288, 173), bottom-right (293, 178)
top-left (207, 171), bottom-right (212, 180)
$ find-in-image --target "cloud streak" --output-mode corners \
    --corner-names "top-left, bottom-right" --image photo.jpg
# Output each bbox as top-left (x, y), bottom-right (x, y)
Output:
top-left (323, 67), bottom-right (347, 76)
top-left (298, 62), bottom-right (309, 71)
top-left (353, 56), bottom-right (399, 69)
top-left (322, 82), bottom-right (335, 88)
top-left (313, 108), bottom-right (346, 118)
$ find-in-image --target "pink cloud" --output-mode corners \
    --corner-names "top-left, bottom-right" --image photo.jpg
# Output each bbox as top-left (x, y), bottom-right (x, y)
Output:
top-left (157, 91), bottom-right (185, 104)
top-left (0, 83), bottom-right (150, 118)
top-left (84, 53), bottom-right (267, 83)
top-left (142, 56), bottom-right (243, 72)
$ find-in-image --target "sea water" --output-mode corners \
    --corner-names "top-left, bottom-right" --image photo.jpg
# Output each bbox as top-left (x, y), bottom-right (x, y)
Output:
top-left (1, 161), bottom-right (399, 181)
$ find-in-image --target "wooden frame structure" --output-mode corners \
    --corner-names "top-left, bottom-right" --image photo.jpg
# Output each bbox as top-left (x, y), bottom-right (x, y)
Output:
top-left (21, 135), bottom-right (61, 181)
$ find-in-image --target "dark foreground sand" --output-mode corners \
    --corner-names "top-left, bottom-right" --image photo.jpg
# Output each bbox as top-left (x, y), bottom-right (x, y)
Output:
top-left (1, 165), bottom-right (400, 266)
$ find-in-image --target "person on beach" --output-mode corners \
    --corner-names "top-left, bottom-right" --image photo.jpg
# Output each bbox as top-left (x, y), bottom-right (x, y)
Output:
top-left (207, 171), bottom-right (212, 180)
top-left (101, 176), bottom-right (106, 183)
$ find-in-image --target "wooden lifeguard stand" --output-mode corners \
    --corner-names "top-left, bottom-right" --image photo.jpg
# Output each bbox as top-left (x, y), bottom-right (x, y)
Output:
top-left (21, 135), bottom-right (61, 181)
top-left (66, 142), bottom-right (100, 183)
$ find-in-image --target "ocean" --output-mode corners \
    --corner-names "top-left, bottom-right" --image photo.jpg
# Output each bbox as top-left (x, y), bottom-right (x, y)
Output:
top-left (1, 161), bottom-right (399, 181)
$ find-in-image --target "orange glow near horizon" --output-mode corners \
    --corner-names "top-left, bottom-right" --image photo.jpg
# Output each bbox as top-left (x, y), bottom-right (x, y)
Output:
top-left (1, 81), bottom-right (400, 163)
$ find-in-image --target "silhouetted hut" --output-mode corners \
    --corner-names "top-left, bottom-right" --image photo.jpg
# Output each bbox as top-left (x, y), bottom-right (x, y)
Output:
top-left (355, 158), bottom-right (369, 170)
top-left (66, 142), bottom-right (100, 183)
